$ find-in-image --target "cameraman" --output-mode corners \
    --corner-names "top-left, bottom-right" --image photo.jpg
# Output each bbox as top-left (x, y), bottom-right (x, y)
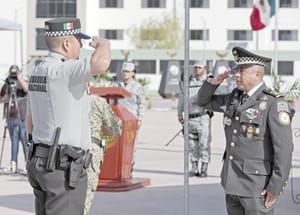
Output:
top-left (0, 65), bottom-right (28, 173)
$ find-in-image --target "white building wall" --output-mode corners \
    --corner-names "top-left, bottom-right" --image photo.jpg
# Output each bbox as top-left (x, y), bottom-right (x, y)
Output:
top-left (21, 0), bottom-right (300, 91)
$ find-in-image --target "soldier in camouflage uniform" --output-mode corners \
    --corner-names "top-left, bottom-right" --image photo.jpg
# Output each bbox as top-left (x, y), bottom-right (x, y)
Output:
top-left (117, 61), bottom-right (146, 172)
top-left (84, 95), bottom-right (122, 215)
top-left (198, 47), bottom-right (293, 214)
top-left (177, 61), bottom-right (212, 177)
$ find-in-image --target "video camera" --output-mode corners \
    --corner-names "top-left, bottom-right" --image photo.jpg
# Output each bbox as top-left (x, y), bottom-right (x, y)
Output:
top-left (7, 65), bottom-right (19, 84)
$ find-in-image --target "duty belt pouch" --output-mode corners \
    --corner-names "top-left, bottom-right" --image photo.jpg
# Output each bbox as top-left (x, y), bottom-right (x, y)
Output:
top-left (83, 149), bottom-right (93, 169)
top-left (69, 156), bottom-right (84, 189)
top-left (27, 143), bottom-right (35, 161)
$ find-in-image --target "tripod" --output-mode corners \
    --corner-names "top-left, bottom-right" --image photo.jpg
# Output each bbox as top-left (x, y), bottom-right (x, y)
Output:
top-left (0, 81), bottom-right (27, 175)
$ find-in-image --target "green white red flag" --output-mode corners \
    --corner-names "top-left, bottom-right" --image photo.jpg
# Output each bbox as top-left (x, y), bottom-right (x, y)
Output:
top-left (250, 0), bottom-right (275, 31)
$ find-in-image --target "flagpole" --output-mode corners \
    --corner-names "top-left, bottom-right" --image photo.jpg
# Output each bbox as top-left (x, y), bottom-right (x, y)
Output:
top-left (274, 0), bottom-right (279, 76)
top-left (183, 0), bottom-right (190, 214)
top-left (256, 31), bottom-right (259, 50)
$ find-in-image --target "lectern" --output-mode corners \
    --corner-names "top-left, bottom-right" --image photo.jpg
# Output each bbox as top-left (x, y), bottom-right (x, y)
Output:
top-left (90, 86), bottom-right (151, 191)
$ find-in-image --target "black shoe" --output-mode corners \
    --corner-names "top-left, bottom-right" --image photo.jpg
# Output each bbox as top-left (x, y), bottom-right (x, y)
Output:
top-left (198, 162), bottom-right (208, 177)
top-left (189, 171), bottom-right (200, 177)
top-left (198, 171), bottom-right (207, 177)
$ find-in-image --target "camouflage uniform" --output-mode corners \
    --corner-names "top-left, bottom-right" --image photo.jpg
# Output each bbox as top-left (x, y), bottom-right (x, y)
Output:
top-left (118, 79), bottom-right (146, 121)
top-left (118, 79), bottom-right (146, 170)
top-left (177, 77), bottom-right (212, 176)
top-left (84, 95), bottom-right (122, 215)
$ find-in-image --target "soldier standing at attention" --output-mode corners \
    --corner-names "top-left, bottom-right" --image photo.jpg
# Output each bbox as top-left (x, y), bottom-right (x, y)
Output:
top-left (26, 18), bottom-right (111, 215)
top-left (84, 95), bottom-right (122, 215)
top-left (198, 47), bottom-right (293, 215)
top-left (117, 61), bottom-right (146, 172)
top-left (177, 61), bottom-right (212, 177)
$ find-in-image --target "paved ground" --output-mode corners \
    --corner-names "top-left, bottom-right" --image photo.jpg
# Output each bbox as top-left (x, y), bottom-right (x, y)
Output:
top-left (0, 98), bottom-right (300, 214)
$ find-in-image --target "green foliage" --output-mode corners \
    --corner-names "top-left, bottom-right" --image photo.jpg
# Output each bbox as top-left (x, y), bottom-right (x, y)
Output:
top-left (137, 77), bottom-right (151, 87)
top-left (90, 70), bottom-right (112, 87)
top-left (128, 13), bottom-right (183, 49)
top-left (267, 72), bottom-right (300, 101)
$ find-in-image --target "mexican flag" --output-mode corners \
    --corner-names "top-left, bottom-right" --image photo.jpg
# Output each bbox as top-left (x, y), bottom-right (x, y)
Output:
top-left (250, 0), bottom-right (275, 31)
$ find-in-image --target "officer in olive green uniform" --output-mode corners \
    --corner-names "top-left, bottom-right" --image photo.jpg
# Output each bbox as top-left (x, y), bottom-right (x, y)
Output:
top-left (84, 95), bottom-right (122, 215)
top-left (198, 47), bottom-right (293, 215)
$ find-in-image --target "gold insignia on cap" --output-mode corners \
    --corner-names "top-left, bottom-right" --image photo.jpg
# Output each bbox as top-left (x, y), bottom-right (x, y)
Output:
top-left (232, 50), bottom-right (238, 61)
top-left (278, 112), bottom-right (290, 125)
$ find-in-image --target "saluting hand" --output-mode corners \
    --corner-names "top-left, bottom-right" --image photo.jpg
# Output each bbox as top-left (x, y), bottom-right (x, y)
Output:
top-left (261, 189), bottom-right (278, 209)
top-left (208, 68), bottom-right (231, 85)
top-left (89, 36), bottom-right (110, 49)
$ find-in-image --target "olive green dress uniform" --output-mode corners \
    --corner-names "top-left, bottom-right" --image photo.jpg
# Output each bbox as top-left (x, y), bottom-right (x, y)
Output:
top-left (198, 47), bottom-right (293, 215)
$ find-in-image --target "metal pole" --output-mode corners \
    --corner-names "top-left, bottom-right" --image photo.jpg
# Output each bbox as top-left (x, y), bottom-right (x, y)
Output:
top-left (184, 1), bottom-right (190, 215)
top-left (14, 9), bottom-right (17, 64)
top-left (274, 0), bottom-right (279, 76)
top-left (255, 31), bottom-right (259, 51)
top-left (200, 16), bottom-right (206, 61)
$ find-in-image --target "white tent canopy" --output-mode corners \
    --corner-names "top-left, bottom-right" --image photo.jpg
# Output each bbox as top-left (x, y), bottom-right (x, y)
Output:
top-left (0, 17), bottom-right (22, 31)
top-left (0, 18), bottom-right (23, 87)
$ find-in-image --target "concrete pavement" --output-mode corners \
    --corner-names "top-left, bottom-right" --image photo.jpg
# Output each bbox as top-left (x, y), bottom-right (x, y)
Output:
top-left (0, 98), bottom-right (300, 214)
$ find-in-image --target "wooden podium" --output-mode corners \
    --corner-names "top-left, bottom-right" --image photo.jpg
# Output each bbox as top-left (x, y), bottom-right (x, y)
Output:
top-left (90, 87), bottom-right (151, 192)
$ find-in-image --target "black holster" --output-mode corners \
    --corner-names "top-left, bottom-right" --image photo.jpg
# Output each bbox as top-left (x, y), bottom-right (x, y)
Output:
top-left (59, 145), bottom-right (92, 189)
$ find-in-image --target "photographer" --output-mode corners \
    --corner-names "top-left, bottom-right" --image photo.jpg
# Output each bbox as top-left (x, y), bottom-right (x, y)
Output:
top-left (0, 65), bottom-right (28, 173)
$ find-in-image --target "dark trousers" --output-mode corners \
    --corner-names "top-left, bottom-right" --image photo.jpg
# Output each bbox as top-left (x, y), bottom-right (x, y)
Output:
top-left (226, 194), bottom-right (274, 215)
top-left (26, 156), bottom-right (87, 215)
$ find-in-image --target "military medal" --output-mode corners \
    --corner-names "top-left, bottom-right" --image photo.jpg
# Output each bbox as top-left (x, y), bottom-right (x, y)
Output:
top-left (259, 101), bottom-right (267, 110)
top-left (223, 116), bottom-right (232, 126)
top-left (246, 126), bottom-right (254, 139)
top-left (246, 108), bottom-right (259, 120)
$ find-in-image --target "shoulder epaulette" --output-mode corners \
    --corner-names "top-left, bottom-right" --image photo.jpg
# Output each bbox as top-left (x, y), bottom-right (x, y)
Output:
top-left (263, 88), bottom-right (283, 98)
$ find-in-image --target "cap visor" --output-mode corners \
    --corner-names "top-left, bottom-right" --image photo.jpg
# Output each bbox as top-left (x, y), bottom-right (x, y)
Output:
top-left (232, 64), bottom-right (254, 71)
top-left (78, 32), bottom-right (91, 40)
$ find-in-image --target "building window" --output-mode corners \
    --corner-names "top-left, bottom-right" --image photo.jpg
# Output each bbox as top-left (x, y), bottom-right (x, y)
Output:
top-left (190, 30), bottom-right (209, 40)
top-left (36, 0), bottom-right (76, 18)
top-left (190, 0), bottom-right (209, 8)
top-left (228, 30), bottom-right (253, 41)
top-left (272, 30), bottom-right (298, 41)
top-left (228, 0), bottom-right (252, 8)
top-left (99, 29), bottom-right (123, 40)
top-left (135, 60), bottom-right (156, 74)
top-left (278, 61), bottom-right (294, 75)
top-left (280, 0), bottom-right (298, 8)
top-left (36, 28), bottom-right (47, 50)
top-left (141, 0), bottom-right (166, 8)
top-left (99, 0), bottom-right (123, 8)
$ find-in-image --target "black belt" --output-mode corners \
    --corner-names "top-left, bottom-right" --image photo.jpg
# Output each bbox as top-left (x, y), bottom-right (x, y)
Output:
top-left (33, 143), bottom-right (85, 159)
top-left (189, 112), bottom-right (206, 119)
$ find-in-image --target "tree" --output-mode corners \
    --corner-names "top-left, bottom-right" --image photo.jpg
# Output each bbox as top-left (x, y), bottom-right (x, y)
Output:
top-left (128, 13), bottom-right (183, 49)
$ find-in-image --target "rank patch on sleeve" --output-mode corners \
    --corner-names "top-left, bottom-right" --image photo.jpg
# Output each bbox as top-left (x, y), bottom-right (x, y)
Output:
top-left (278, 112), bottom-right (290, 125)
top-left (277, 101), bottom-right (289, 112)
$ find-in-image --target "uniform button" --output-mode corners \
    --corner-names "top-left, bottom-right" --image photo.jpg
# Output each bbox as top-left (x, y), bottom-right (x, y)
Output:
top-left (233, 129), bottom-right (237, 134)
top-left (255, 170), bottom-right (259, 174)
top-left (229, 155), bottom-right (234, 160)
top-left (230, 142), bottom-right (235, 147)
top-left (235, 116), bottom-right (239, 121)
